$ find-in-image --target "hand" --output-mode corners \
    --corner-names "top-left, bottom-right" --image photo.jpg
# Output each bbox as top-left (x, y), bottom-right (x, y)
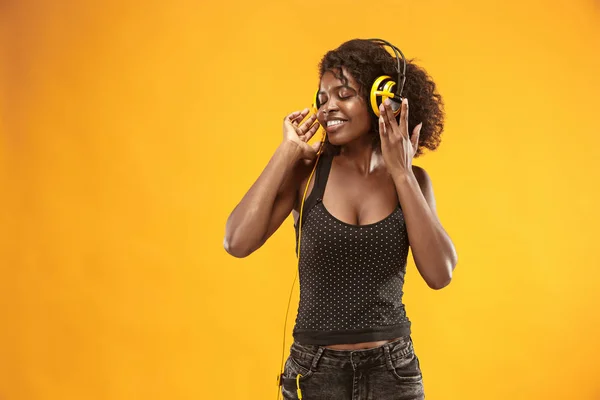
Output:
top-left (378, 98), bottom-right (423, 176)
top-left (283, 108), bottom-right (321, 160)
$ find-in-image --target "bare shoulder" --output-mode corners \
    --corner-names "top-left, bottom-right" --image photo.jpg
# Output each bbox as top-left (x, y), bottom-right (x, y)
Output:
top-left (295, 156), bottom-right (319, 187)
top-left (411, 165), bottom-right (437, 213)
top-left (291, 156), bottom-right (320, 212)
top-left (411, 165), bottom-right (432, 187)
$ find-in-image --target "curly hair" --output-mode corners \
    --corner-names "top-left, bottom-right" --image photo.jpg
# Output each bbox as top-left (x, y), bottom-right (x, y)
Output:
top-left (318, 39), bottom-right (445, 157)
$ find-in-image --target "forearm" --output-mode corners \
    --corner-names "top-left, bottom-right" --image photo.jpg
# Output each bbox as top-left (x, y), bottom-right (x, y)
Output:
top-left (224, 141), bottom-right (301, 257)
top-left (392, 172), bottom-right (457, 289)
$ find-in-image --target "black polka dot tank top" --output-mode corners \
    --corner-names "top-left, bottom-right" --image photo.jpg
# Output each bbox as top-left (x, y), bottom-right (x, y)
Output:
top-left (293, 154), bottom-right (412, 345)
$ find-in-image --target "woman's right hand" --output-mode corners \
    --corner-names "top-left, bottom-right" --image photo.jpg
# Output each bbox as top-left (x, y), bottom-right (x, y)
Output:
top-left (283, 108), bottom-right (321, 160)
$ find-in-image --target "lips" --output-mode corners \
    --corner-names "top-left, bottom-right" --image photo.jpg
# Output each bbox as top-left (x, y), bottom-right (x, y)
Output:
top-left (325, 119), bottom-right (348, 133)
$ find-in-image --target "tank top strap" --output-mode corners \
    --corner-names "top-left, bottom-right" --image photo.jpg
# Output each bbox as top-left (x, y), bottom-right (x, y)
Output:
top-left (314, 153), bottom-right (333, 199)
top-left (304, 153), bottom-right (333, 210)
top-left (294, 154), bottom-right (334, 252)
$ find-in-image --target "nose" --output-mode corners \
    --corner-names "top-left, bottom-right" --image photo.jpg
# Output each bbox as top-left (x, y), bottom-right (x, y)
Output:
top-left (322, 97), bottom-right (339, 115)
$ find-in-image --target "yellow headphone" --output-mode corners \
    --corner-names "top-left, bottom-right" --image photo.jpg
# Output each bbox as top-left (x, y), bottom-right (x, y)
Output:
top-left (313, 38), bottom-right (407, 118)
top-left (276, 38), bottom-right (407, 399)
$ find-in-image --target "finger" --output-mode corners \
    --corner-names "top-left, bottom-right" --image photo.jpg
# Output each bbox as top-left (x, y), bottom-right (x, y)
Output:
top-left (399, 98), bottom-right (409, 138)
top-left (298, 109), bottom-right (314, 128)
top-left (291, 115), bottom-right (307, 128)
top-left (384, 98), bottom-right (407, 138)
top-left (297, 117), bottom-right (317, 141)
top-left (285, 113), bottom-right (301, 128)
top-left (298, 114), bottom-right (318, 135)
top-left (294, 109), bottom-right (310, 125)
top-left (288, 108), bottom-right (310, 126)
top-left (411, 122), bottom-right (423, 145)
top-left (285, 109), bottom-right (304, 121)
top-left (302, 119), bottom-right (321, 142)
top-left (379, 101), bottom-right (395, 136)
top-left (378, 113), bottom-right (387, 137)
top-left (411, 122), bottom-right (423, 154)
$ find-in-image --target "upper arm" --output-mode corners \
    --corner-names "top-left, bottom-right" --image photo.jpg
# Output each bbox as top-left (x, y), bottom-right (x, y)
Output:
top-left (412, 165), bottom-right (438, 216)
top-left (254, 159), bottom-right (314, 250)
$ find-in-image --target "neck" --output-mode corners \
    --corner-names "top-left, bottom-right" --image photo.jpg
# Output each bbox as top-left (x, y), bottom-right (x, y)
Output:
top-left (338, 134), bottom-right (382, 175)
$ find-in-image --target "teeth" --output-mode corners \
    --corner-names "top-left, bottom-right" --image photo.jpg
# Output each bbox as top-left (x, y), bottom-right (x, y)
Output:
top-left (327, 120), bottom-right (346, 127)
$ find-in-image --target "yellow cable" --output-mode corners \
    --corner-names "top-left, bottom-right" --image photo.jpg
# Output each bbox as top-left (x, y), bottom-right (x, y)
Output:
top-left (276, 127), bottom-right (325, 400)
top-left (296, 374), bottom-right (303, 399)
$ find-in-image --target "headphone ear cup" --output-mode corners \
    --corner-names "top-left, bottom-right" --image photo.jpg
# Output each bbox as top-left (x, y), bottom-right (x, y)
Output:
top-left (311, 89), bottom-right (320, 114)
top-left (370, 75), bottom-right (402, 117)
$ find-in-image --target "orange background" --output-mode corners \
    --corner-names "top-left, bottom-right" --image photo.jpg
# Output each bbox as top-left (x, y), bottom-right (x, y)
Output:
top-left (2, 0), bottom-right (600, 399)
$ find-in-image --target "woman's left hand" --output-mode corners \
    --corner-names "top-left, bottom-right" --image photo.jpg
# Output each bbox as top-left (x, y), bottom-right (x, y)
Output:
top-left (379, 98), bottom-right (423, 176)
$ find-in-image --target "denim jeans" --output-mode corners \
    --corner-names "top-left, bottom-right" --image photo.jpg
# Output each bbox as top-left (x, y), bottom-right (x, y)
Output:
top-left (280, 335), bottom-right (424, 400)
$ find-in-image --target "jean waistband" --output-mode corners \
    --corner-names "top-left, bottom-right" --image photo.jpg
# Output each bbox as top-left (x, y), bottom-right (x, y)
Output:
top-left (290, 335), bottom-right (413, 371)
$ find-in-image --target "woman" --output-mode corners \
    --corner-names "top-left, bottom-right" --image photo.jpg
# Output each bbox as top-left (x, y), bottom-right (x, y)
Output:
top-left (224, 39), bottom-right (458, 399)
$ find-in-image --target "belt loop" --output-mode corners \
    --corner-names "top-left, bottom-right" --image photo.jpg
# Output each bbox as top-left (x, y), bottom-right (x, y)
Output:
top-left (310, 347), bottom-right (325, 372)
top-left (382, 344), bottom-right (395, 372)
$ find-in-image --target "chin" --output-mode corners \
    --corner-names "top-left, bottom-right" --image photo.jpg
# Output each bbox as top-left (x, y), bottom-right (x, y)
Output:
top-left (327, 134), bottom-right (343, 146)
top-left (328, 130), bottom-right (368, 147)
top-left (327, 135), bottom-right (351, 147)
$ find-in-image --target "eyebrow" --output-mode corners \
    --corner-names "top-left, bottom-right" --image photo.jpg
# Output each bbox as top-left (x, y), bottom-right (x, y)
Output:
top-left (317, 85), bottom-right (357, 95)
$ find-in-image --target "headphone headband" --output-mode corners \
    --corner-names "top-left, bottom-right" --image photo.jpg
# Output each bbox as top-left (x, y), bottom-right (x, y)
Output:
top-left (366, 38), bottom-right (407, 98)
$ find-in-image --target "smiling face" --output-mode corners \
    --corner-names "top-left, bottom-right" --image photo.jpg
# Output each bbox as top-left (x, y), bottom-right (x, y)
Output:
top-left (316, 68), bottom-right (373, 147)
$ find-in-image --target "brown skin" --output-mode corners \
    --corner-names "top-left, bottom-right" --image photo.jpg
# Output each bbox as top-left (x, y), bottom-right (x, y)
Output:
top-left (224, 68), bottom-right (458, 351)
